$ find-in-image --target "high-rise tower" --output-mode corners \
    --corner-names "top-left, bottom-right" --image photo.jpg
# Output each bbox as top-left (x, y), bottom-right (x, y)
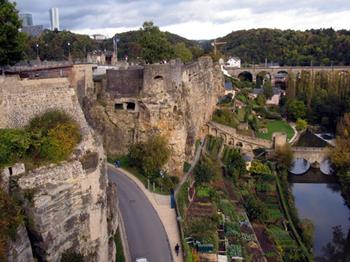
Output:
top-left (19, 13), bottom-right (33, 27)
top-left (50, 7), bottom-right (60, 31)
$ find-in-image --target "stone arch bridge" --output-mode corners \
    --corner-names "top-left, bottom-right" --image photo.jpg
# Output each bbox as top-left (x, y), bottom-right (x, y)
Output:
top-left (292, 147), bottom-right (329, 167)
top-left (204, 121), bottom-right (330, 167)
top-left (227, 66), bottom-right (350, 82)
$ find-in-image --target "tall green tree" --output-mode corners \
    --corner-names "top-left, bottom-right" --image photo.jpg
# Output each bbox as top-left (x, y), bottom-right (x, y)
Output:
top-left (174, 42), bottom-right (193, 63)
top-left (138, 21), bottom-right (174, 63)
top-left (263, 79), bottom-right (274, 99)
top-left (0, 0), bottom-right (26, 66)
top-left (331, 113), bottom-right (350, 170)
top-left (129, 135), bottom-right (170, 177)
top-left (286, 99), bottom-right (307, 121)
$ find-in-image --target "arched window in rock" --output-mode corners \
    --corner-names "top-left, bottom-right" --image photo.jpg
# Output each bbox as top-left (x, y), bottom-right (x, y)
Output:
top-left (154, 75), bottom-right (164, 80)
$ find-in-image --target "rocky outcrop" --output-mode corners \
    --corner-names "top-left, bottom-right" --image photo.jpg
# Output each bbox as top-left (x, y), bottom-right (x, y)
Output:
top-left (0, 76), bottom-right (118, 262)
top-left (84, 57), bottom-right (224, 175)
top-left (7, 225), bottom-right (34, 262)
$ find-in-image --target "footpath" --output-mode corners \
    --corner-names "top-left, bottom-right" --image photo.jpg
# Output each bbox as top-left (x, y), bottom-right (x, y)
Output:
top-left (108, 164), bottom-right (183, 262)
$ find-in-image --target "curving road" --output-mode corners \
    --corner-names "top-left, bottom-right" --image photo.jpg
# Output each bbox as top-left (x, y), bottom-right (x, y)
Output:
top-left (108, 167), bottom-right (172, 262)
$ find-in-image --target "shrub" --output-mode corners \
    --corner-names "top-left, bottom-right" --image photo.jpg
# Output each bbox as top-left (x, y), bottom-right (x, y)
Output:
top-left (196, 186), bottom-right (212, 198)
top-left (39, 122), bottom-right (81, 163)
top-left (176, 181), bottom-right (189, 217)
top-left (212, 109), bottom-right (239, 128)
top-left (194, 156), bottom-right (215, 184)
top-left (296, 118), bottom-right (308, 131)
top-left (0, 129), bottom-right (30, 168)
top-left (286, 100), bottom-right (307, 121)
top-left (0, 110), bottom-right (81, 168)
top-left (250, 160), bottom-right (272, 176)
top-left (243, 195), bottom-right (268, 223)
top-left (128, 135), bottom-right (170, 178)
top-left (183, 161), bottom-right (191, 173)
top-left (219, 199), bottom-right (237, 221)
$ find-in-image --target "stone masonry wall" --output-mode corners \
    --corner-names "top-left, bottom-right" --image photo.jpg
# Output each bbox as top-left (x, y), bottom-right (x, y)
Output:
top-left (0, 76), bottom-right (118, 262)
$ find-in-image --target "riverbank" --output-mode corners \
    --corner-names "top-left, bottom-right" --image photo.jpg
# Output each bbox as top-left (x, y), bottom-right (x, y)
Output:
top-left (276, 170), bottom-right (312, 260)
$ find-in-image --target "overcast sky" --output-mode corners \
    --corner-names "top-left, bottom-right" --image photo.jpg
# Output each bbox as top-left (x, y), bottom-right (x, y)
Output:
top-left (15, 0), bottom-right (350, 40)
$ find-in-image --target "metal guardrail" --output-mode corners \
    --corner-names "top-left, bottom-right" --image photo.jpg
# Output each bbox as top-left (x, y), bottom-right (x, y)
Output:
top-left (174, 197), bottom-right (187, 261)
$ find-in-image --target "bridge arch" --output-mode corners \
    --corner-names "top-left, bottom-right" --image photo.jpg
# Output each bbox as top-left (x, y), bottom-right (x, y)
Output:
top-left (219, 133), bottom-right (227, 144)
top-left (275, 71), bottom-right (288, 89)
top-left (238, 71), bottom-right (253, 82)
top-left (277, 70), bottom-right (288, 75)
top-left (228, 137), bottom-right (235, 146)
top-left (320, 158), bottom-right (333, 175)
top-left (289, 158), bottom-right (311, 175)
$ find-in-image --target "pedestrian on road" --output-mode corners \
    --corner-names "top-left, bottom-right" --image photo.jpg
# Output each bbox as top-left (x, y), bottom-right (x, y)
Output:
top-left (175, 243), bottom-right (180, 256)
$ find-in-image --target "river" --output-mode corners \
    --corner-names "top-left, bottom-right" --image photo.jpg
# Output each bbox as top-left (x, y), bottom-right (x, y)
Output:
top-left (291, 181), bottom-right (350, 258)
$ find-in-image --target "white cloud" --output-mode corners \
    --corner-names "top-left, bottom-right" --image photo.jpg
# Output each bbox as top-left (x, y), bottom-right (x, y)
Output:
top-left (16, 0), bottom-right (350, 39)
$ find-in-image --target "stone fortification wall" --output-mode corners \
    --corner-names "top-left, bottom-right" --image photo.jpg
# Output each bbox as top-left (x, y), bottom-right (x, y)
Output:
top-left (84, 56), bottom-right (224, 175)
top-left (0, 76), bottom-right (118, 262)
top-left (107, 67), bottom-right (143, 97)
top-left (70, 64), bottom-right (94, 106)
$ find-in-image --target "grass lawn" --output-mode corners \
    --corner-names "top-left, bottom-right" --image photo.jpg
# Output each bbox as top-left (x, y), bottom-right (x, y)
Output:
top-left (257, 120), bottom-right (295, 141)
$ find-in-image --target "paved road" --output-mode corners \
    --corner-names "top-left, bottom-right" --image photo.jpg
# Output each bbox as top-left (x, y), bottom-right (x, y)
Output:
top-left (108, 168), bottom-right (173, 262)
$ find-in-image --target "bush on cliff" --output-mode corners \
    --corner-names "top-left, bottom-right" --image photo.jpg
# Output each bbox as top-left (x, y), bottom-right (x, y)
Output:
top-left (26, 111), bottom-right (81, 163)
top-left (0, 110), bottom-right (81, 168)
top-left (128, 135), bottom-right (170, 178)
top-left (0, 129), bottom-right (30, 168)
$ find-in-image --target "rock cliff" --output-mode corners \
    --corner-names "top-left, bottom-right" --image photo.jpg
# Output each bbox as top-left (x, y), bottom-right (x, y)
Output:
top-left (84, 56), bottom-right (224, 175)
top-left (0, 76), bottom-right (118, 262)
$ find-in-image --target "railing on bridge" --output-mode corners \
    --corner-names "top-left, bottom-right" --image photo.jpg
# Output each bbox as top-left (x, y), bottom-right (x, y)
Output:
top-left (292, 147), bottom-right (328, 152)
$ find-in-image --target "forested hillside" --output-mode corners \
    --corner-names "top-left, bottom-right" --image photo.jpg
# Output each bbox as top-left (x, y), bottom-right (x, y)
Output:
top-left (24, 23), bottom-right (202, 62)
top-left (217, 28), bottom-right (350, 66)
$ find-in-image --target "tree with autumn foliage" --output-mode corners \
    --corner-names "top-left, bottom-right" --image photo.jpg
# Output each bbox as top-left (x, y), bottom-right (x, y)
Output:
top-left (331, 113), bottom-right (350, 170)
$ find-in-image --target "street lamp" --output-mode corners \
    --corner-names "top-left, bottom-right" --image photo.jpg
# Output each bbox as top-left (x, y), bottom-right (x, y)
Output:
top-left (113, 35), bottom-right (120, 62)
top-left (67, 42), bottom-right (71, 54)
top-left (36, 43), bottom-right (39, 58)
top-left (67, 42), bottom-right (71, 62)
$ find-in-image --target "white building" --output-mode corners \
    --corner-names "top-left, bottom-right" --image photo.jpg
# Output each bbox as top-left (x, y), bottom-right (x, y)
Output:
top-left (92, 34), bottom-right (107, 41)
top-left (225, 57), bottom-right (241, 68)
top-left (50, 7), bottom-right (60, 31)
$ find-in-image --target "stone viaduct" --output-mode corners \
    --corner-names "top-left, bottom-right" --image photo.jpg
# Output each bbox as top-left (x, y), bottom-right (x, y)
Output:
top-left (226, 66), bottom-right (350, 82)
top-left (205, 121), bottom-right (273, 151)
top-left (205, 121), bottom-right (331, 166)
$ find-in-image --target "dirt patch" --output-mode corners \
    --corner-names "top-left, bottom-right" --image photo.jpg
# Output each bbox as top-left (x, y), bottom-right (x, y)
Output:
top-left (253, 224), bottom-right (280, 261)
